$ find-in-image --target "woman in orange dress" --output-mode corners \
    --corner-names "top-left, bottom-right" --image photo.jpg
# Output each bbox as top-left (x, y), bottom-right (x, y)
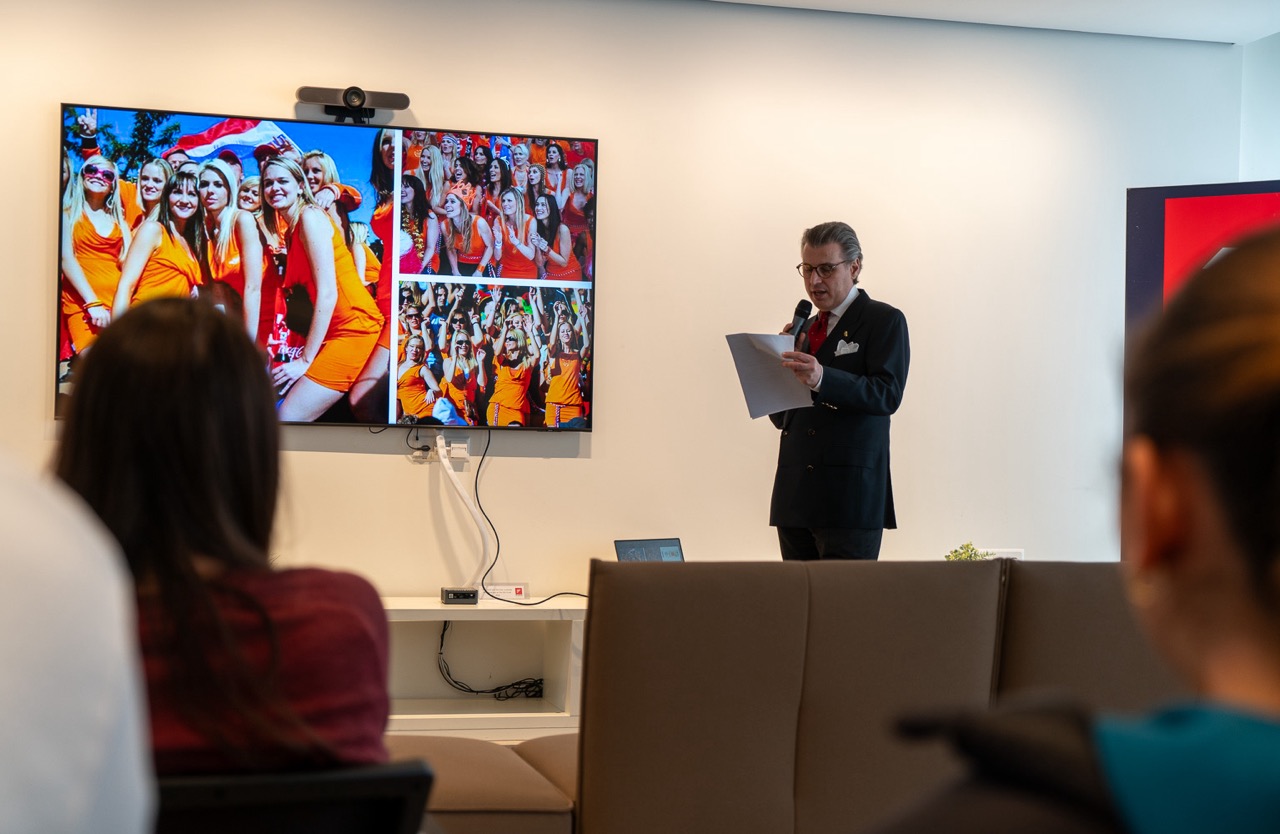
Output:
top-left (350, 128), bottom-right (404, 424)
top-left (237, 176), bottom-right (261, 211)
top-left (543, 142), bottom-right (571, 202)
top-left (540, 297), bottom-right (590, 428)
top-left (395, 335), bottom-right (441, 422)
top-left (129, 158), bottom-right (173, 229)
top-left (113, 169), bottom-right (202, 315)
top-left (524, 164), bottom-right (548, 215)
top-left (400, 175), bottom-right (439, 275)
top-left (261, 157), bottom-right (383, 422)
top-left (447, 158), bottom-right (482, 214)
top-left (509, 142), bottom-right (531, 192)
top-left (303, 150), bottom-right (362, 247)
top-left (438, 133), bottom-right (460, 183)
top-left (440, 192), bottom-right (494, 278)
top-left (60, 154), bottom-right (131, 352)
top-left (531, 194), bottom-right (581, 282)
top-left (478, 158), bottom-right (512, 226)
top-left (558, 159), bottom-right (595, 243)
top-left (421, 145), bottom-right (448, 219)
top-left (494, 187), bottom-right (538, 280)
top-left (197, 159), bottom-right (266, 343)
top-left (487, 315), bottom-right (539, 427)
top-left (438, 328), bottom-right (486, 426)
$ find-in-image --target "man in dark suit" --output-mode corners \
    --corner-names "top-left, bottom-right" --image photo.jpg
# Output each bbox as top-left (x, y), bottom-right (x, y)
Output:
top-left (770, 221), bottom-right (910, 560)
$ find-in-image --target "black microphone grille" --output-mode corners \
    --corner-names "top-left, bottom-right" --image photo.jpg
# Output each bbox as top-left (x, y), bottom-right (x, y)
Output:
top-left (794, 299), bottom-right (813, 317)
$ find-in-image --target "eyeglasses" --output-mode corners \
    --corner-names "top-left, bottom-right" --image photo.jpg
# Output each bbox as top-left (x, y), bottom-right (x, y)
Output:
top-left (796, 260), bottom-right (852, 280)
top-left (505, 336), bottom-right (518, 342)
top-left (82, 164), bottom-right (116, 184)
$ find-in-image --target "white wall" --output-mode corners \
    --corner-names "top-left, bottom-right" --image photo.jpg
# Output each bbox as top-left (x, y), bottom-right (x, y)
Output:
top-left (0, 0), bottom-right (1246, 596)
top-left (1242, 30), bottom-right (1280, 180)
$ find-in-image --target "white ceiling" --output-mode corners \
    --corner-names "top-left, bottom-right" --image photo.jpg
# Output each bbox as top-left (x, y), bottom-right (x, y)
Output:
top-left (706, 0), bottom-right (1280, 45)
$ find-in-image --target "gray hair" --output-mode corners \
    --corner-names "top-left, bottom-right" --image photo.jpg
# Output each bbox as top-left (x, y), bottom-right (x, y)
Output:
top-left (801, 221), bottom-right (863, 265)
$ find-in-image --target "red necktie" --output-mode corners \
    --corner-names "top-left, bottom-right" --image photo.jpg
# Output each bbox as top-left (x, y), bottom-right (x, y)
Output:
top-left (808, 311), bottom-right (830, 355)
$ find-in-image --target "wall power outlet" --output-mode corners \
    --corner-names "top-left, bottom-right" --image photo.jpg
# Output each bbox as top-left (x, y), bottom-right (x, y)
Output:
top-left (485, 582), bottom-right (530, 602)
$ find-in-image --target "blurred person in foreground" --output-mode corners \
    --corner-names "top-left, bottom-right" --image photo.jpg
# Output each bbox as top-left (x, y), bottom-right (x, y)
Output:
top-left (871, 227), bottom-right (1280, 833)
top-left (55, 297), bottom-right (390, 774)
top-left (0, 451), bottom-right (153, 832)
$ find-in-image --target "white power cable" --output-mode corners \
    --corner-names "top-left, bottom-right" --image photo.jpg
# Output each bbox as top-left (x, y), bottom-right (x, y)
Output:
top-left (434, 434), bottom-right (491, 588)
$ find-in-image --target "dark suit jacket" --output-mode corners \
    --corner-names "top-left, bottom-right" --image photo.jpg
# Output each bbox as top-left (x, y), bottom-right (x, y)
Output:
top-left (769, 289), bottom-right (909, 530)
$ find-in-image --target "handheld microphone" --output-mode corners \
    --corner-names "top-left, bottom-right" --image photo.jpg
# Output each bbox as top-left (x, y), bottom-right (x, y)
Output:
top-left (791, 299), bottom-right (812, 349)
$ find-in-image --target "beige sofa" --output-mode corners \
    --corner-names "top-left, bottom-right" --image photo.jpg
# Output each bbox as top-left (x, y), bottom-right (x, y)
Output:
top-left (389, 559), bottom-right (1183, 834)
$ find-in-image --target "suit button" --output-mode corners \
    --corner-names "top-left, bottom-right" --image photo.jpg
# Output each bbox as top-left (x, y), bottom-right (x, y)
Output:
top-left (806, 465), bottom-right (815, 472)
top-left (807, 429), bottom-right (816, 436)
top-left (782, 430), bottom-right (789, 437)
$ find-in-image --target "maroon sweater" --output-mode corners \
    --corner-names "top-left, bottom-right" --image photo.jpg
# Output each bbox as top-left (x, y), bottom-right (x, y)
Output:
top-left (137, 567), bottom-right (389, 774)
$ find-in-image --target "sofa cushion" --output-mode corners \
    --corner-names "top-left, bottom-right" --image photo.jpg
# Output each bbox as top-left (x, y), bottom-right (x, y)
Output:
top-left (513, 733), bottom-right (578, 803)
top-left (385, 734), bottom-right (571, 834)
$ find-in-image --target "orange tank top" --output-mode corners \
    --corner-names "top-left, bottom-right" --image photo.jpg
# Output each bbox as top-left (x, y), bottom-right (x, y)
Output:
top-left (132, 227), bottom-right (201, 304)
top-left (449, 218), bottom-right (486, 264)
top-left (491, 360), bottom-right (532, 412)
top-left (282, 210), bottom-right (383, 340)
top-left (544, 225), bottom-right (582, 282)
top-left (498, 216), bottom-right (537, 279)
top-left (208, 222), bottom-right (245, 297)
top-left (61, 213), bottom-right (123, 313)
top-left (397, 362), bottom-right (432, 418)
top-left (546, 354), bottom-right (583, 406)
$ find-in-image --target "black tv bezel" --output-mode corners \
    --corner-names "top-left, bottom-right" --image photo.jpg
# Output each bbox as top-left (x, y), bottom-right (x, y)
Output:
top-left (55, 101), bottom-right (599, 433)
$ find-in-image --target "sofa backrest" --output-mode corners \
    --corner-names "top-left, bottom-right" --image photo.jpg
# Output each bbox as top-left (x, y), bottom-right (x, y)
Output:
top-left (995, 560), bottom-right (1186, 711)
top-left (576, 561), bottom-right (811, 834)
top-left (793, 560), bottom-right (1006, 832)
top-left (575, 560), bottom-right (1007, 834)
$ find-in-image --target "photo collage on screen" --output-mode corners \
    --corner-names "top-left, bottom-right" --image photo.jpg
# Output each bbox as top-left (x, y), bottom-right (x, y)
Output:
top-left (56, 105), bottom-right (596, 430)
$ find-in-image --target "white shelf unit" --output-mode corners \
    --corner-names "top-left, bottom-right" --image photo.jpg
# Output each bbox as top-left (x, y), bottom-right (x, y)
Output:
top-left (382, 597), bottom-right (587, 741)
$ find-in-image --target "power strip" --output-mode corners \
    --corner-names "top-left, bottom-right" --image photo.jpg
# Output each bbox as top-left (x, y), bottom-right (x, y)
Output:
top-left (485, 582), bottom-right (530, 602)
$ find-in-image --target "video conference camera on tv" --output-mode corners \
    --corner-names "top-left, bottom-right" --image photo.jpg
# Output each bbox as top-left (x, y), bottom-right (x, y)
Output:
top-left (296, 86), bottom-right (410, 125)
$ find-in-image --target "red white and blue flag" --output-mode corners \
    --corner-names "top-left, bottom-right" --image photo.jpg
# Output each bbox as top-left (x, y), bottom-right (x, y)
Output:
top-left (164, 118), bottom-right (297, 165)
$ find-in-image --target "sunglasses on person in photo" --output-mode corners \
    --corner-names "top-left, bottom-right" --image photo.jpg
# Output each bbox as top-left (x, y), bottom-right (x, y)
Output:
top-left (82, 164), bottom-right (116, 183)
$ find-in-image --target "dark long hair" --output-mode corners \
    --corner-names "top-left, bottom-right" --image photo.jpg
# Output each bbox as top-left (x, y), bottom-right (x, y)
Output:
top-left (369, 128), bottom-right (396, 198)
top-left (1125, 227), bottom-right (1280, 610)
top-left (535, 193), bottom-right (563, 244)
top-left (54, 297), bottom-right (332, 767)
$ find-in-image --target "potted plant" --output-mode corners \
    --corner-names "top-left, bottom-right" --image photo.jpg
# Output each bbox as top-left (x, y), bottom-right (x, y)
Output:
top-left (944, 542), bottom-right (996, 562)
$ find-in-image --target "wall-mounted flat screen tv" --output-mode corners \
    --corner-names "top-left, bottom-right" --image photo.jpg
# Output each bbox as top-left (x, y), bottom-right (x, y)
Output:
top-left (1126, 178), bottom-right (1280, 334)
top-left (56, 103), bottom-right (597, 430)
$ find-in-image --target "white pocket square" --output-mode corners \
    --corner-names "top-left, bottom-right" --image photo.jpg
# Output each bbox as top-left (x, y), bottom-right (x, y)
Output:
top-left (835, 340), bottom-right (859, 357)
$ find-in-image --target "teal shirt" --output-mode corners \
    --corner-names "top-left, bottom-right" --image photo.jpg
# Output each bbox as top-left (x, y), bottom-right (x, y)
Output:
top-left (1095, 705), bottom-right (1280, 834)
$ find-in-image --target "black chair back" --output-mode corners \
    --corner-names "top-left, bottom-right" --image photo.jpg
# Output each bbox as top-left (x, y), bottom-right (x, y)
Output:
top-left (155, 759), bottom-right (432, 834)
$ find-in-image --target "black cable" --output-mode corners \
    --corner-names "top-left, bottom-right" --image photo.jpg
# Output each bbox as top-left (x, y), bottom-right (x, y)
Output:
top-left (472, 428), bottom-right (588, 606)
top-left (405, 426), bottom-right (430, 453)
top-left (436, 621), bottom-right (543, 700)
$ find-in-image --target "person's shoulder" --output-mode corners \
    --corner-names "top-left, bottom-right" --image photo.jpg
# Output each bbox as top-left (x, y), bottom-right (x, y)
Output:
top-left (233, 567), bottom-right (387, 647)
top-left (0, 454), bottom-right (124, 593)
top-left (860, 291), bottom-right (906, 319)
top-left (266, 566), bottom-right (383, 610)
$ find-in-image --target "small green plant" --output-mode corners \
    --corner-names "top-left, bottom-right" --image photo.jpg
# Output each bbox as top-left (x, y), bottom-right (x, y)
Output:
top-left (945, 542), bottom-right (996, 562)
